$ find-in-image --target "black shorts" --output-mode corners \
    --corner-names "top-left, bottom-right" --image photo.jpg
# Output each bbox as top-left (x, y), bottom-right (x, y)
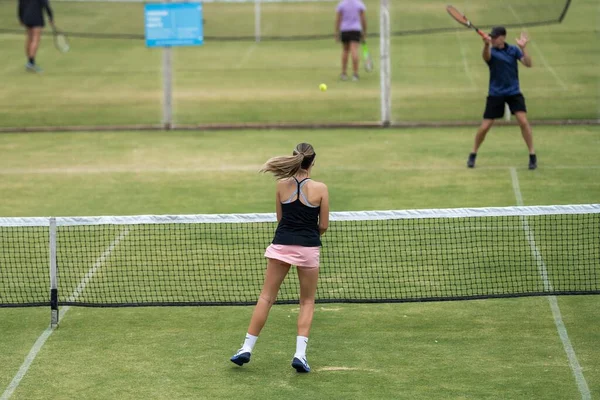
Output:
top-left (21, 21), bottom-right (44, 28)
top-left (19, 15), bottom-right (45, 28)
top-left (483, 94), bottom-right (527, 119)
top-left (340, 30), bottom-right (361, 43)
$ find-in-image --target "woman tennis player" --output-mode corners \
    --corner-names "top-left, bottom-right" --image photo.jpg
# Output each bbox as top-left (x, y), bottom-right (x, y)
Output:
top-left (230, 143), bottom-right (329, 373)
top-left (18, 0), bottom-right (54, 72)
top-left (335, 0), bottom-right (367, 81)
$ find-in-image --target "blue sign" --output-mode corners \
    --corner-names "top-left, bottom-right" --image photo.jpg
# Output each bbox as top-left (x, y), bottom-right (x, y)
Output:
top-left (145, 2), bottom-right (203, 47)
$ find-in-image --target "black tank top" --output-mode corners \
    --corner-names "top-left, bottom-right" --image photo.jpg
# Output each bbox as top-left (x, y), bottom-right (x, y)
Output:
top-left (272, 177), bottom-right (321, 247)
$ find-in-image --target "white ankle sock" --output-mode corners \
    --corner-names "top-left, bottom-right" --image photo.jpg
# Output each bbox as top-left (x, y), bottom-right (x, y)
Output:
top-left (294, 336), bottom-right (309, 358)
top-left (242, 333), bottom-right (258, 353)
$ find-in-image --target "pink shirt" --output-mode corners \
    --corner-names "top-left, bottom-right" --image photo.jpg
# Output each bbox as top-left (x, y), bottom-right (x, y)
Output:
top-left (336, 0), bottom-right (366, 32)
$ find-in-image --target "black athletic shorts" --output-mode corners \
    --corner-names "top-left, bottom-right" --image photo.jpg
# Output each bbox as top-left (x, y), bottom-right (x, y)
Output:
top-left (20, 20), bottom-right (44, 28)
top-left (19, 12), bottom-right (44, 28)
top-left (341, 30), bottom-right (362, 43)
top-left (483, 94), bottom-right (527, 119)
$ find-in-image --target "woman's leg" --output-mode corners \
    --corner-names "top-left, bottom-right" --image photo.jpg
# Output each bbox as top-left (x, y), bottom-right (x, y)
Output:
top-left (296, 267), bottom-right (319, 338)
top-left (349, 41), bottom-right (360, 77)
top-left (341, 42), bottom-right (350, 78)
top-left (28, 27), bottom-right (42, 62)
top-left (247, 258), bottom-right (291, 336)
top-left (25, 28), bottom-right (33, 62)
top-left (231, 258), bottom-right (290, 365)
top-left (291, 266), bottom-right (319, 372)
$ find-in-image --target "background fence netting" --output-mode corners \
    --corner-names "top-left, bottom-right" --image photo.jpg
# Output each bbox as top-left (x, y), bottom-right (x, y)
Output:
top-left (2, 0), bottom-right (596, 129)
top-left (0, 0), bottom-right (572, 41)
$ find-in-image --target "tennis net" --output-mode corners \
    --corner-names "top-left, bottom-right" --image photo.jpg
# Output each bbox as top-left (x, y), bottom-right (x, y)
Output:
top-left (1, 204), bottom-right (599, 315)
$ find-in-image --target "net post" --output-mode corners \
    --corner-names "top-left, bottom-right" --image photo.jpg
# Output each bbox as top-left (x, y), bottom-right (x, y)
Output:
top-left (162, 0), bottom-right (173, 130)
top-left (49, 217), bottom-right (59, 327)
top-left (504, 103), bottom-right (511, 122)
top-left (379, 0), bottom-right (391, 126)
top-left (254, 0), bottom-right (261, 43)
top-left (162, 46), bottom-right (173, 130)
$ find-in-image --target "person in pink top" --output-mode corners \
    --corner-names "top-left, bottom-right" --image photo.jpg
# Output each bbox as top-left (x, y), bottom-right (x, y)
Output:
top-left (335, 0), bottom-right (367, 81)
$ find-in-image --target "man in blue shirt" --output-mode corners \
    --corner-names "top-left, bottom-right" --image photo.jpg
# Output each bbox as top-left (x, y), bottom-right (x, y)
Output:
top-left (467, 27), bottom-right (537, 170)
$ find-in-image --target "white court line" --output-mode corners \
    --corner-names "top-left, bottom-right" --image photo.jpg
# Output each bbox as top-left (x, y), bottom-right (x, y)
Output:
top-left (454, 30), bottom-right (477, 89)
top-left (235, 22), bottom-right (272, 69)
top-left (1, 165), bottom-right (600, 175)
top-left (507, 5), bottom-right (568, 90)
top-left (235, 44), bottom-right (258, 69)
top-left (510, 168), bottom-right (591, 400)
top-left (235, 21), bottom-right (275, 69)
top-left (0, 327), bottom-right (56, 400)
top-left (0, 229), bottom-right (129, 400)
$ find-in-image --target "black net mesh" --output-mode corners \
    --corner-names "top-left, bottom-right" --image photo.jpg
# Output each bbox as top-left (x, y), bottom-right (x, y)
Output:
top-left (0, 225), bottom-right (49, 307)
top-left (1, 207), bottom-right (598, 308)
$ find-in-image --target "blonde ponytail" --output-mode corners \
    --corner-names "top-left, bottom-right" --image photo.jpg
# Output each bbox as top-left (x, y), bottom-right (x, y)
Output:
top-left (260, 143), bottom-right (316, 180)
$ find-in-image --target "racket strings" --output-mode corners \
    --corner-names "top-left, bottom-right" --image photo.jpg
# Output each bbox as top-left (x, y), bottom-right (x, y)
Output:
top-left (446, 6), bottom-right (469, 26)
top-left (55, 34), bottom-right (70, 52)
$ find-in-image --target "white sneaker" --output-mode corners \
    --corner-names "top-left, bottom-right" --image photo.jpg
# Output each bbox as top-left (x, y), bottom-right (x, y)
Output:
top-left (230, 348), bottom-right (251, 366)
top-left (291, 356), bottom-right (310, 373)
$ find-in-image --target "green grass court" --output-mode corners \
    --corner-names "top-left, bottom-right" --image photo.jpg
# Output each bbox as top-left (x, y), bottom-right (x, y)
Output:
top-left (1, 127), bottom-right (599, 399)
top-left (1, 0), bottom-right (599, 398)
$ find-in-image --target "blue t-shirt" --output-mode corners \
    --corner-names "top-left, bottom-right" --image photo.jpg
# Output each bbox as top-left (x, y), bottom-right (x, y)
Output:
top-left (487, 44), bottom-right (524, 96)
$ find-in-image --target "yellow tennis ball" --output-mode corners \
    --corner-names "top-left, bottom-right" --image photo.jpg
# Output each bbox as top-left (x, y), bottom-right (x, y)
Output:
top-left (319, 83), bottom-right (327, 92)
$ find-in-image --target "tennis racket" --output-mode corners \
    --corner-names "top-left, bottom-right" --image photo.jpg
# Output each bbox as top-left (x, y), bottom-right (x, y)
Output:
top-left (51, 24), bottom-right (70, 53)
top-left (446, 5), bottom-right (490, 40)
top-left (361, 40), bottom-right (374, 72)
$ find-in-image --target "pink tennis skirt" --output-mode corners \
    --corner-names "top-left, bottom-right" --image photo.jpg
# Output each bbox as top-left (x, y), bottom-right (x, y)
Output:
top-left (264, 244), bottom-right (320, 268)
